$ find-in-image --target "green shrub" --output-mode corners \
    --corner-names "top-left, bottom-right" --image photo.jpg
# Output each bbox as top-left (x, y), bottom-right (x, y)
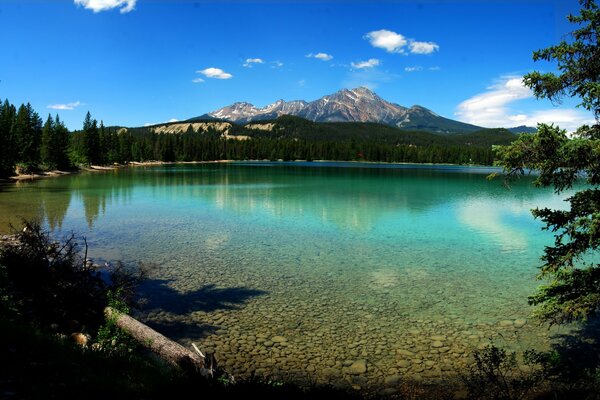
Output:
top-left (0, 219), bottom-right (144, 332)
top-left (462, 344), bottom-right (546, 400)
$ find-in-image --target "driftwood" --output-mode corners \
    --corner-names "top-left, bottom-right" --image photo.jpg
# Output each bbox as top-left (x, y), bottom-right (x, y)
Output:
top-left (104, 307), bottom-right (212, 377)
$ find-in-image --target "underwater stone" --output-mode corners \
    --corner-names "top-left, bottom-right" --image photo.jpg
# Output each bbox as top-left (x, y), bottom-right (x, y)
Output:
top-left (514, 319), bottom-right (526, 328)
top-left (345, 359), bottom-right (367, 375)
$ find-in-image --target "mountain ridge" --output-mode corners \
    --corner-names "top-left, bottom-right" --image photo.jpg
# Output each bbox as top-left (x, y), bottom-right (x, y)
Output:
top-left (190, 87), bottom-right (522, 135)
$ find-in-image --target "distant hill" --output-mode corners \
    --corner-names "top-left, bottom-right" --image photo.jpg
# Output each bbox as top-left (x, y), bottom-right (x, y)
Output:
top-left (507, 125), bottom-right (537, 134)
top-left (192, 87), bottom-right (485, 135)
top-left (136, 115), bottom-right (516, 148)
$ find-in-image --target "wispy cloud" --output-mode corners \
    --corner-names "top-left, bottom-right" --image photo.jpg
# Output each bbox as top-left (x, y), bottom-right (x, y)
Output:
top-left (197, 67), bottom-right (233, 80)
top-left (505, 109), bottom-right (595, 133)
top-left (351, 58), bottom-right (380, 69)
top-left (404, 66), bottom-right (423, 72)
top-left (47, 101), bottom-right (81, 110)
top-left (365, 29), bottom-right (439, 55)
top-left (428, 66), bottom-right (441, 71)
top-left (409, 41), bottom-right (439, 54)
top-left (298, 79), bottom-right (306, 87)
top-left (192, 78), bottom-right (205, 83)
top-left (243, 58), bottom-right (265, 68)
top-left (74, 0), bottom-right (136, 13)
top-left (455, 75), bottom-right (594, 132)
top-left (272, 61), bottom-right (284, 68)
top-left (306, 52), bottom-right (333, 61)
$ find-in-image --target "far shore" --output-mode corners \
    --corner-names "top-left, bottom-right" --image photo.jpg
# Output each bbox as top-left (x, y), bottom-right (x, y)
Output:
top-left (4, 159), bottom-right (496, 182)
top-left (5, 160), bottom-right (235, 182)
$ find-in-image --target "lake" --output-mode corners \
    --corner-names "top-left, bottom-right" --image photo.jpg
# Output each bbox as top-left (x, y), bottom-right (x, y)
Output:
top-left (0, 162), bottom-right (572, 389)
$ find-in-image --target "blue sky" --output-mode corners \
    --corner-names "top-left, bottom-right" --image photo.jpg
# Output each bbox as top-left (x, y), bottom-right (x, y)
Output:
top-left (0, 0), bottom-right (593, 131)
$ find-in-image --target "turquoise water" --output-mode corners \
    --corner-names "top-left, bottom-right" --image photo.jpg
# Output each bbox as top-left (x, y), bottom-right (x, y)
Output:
top-left (0, 162), bottom-right (572, 388)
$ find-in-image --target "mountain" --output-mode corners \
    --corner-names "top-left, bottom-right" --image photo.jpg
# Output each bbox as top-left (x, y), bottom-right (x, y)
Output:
top-left (194, 87), bottom-right (484, 134)
top-left (507, 125), bottom-right (537, 134)
top-left (206, 100), bottom-right (308, 122)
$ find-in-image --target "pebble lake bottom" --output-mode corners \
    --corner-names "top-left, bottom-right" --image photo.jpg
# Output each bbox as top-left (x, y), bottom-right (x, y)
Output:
top-left (0, 162), bottom-right (577, 391)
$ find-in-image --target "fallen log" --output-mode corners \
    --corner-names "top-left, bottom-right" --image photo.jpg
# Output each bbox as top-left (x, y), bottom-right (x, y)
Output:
top-left (104, 307), bottom-right (212, 377)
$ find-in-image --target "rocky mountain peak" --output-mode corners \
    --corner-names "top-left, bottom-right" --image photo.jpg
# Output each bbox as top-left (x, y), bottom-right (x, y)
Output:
top-left (202, 87), bottom-right (485, 133)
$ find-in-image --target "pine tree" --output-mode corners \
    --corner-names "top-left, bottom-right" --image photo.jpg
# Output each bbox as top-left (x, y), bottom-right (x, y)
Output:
top-left (0, 99), bottom-right (17, 177)
top-left (41, 114), bottom-right (55, 169)
top-left (72, 111), bottom-right (101, 166)
top-left (41, 114), bottom-right (71, 170)
top-left (13, 103), bottom-right (42, 169)
top-left (53, 115), bottom-right (71, 170)
top-left (86, 114), bottom-right (100, 165)
top-left (495, 0), bottom-right (600, 323)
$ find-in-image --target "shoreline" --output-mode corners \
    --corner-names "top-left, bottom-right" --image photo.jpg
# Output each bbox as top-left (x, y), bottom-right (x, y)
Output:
top-left (4, 159), bottom-right (497, 182)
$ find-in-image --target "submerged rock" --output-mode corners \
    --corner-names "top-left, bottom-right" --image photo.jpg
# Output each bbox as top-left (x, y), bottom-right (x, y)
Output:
top-left (514, 319), bottom-right (527, 328)
top-left (344, 359), bottom-right (367, 375)
top-left (384, 374), bottom-right (401, 386)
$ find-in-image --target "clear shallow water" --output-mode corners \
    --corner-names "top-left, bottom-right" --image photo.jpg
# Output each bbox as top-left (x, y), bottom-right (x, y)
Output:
top-left (0, 162), bottom-right (573, 389)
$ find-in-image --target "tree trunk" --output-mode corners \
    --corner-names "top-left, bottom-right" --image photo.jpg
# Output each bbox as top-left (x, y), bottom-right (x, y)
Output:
top-left (104, 307), bottom-right (211, 376)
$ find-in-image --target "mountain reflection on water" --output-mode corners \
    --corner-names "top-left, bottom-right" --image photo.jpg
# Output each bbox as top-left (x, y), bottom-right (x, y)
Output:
top-left (0, 162), bottom-right (560, 237)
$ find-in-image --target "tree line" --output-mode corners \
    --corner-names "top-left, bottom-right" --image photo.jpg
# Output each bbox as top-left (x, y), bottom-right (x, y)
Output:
top-left (0, 99), bottom-right (501, 178)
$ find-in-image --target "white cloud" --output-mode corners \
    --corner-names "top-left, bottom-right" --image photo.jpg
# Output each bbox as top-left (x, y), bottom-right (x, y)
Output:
top-left (365, 29), bottom-right (407, 54)
top-left (298, 79), bottom-right (306, 87)
top-left (243, 58), bottom-right (265, 68)
top-left (272, 61), bottom-right (284, 68)
top-left (74, 0), bottom-right (136, 13)
top-left (409, 41), bottom-right (439, 54)
top-left (197, 67), bottom-right (233, 80)
top-left (365, 29), bottom-right (439, 55)
top-left (508, 109), bottom-right (595, 133)
top-left (192, 78), bottom-right (205, 83)
top-left (306, 52), bottom-right (333, 61)
top-left (428, 66), bottom-right (441, 71)
top-left (351, 58), bottom-right (380, 69)
top-left (455, 75), bottom-right (595, 132)
top-left (167, 118), bottom-right (179, 123)
top-left (404, 66), bottom-right (423, 72)
top-left (47, 101), bottom-right (81, 110)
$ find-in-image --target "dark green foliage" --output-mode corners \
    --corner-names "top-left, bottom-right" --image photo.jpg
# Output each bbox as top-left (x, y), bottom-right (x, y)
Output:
top-left (494, 0), bottom-right (600, 324)
top-left (41, 114), bottom-right (71, 170)
top-left (0, 317), bottom-right (361, 400)
top-left (69, 111), bottom-right (103, 166)
top-left (118, 115), bottom-right (513, 165)
top-left (233, 114), bottom-right (514, 147)
top-left (95, 288), bottom-right (141, 355)
top-left (0, 99), bottom-right (17, 176)
top-left (524, 0), bottom-right (600, 121)
top-left (0, 99), bottom-right (515, 177)
top-left (462, 344), bottom-right (546, 400)
top-left (71, 111), bottom-right (101, 165)
top-left (40, 114), bottom-right (54, 167)
top-left (13, 103), bottom-right (42, 169)
top-left (0, 220), bottom-right (144, 330)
